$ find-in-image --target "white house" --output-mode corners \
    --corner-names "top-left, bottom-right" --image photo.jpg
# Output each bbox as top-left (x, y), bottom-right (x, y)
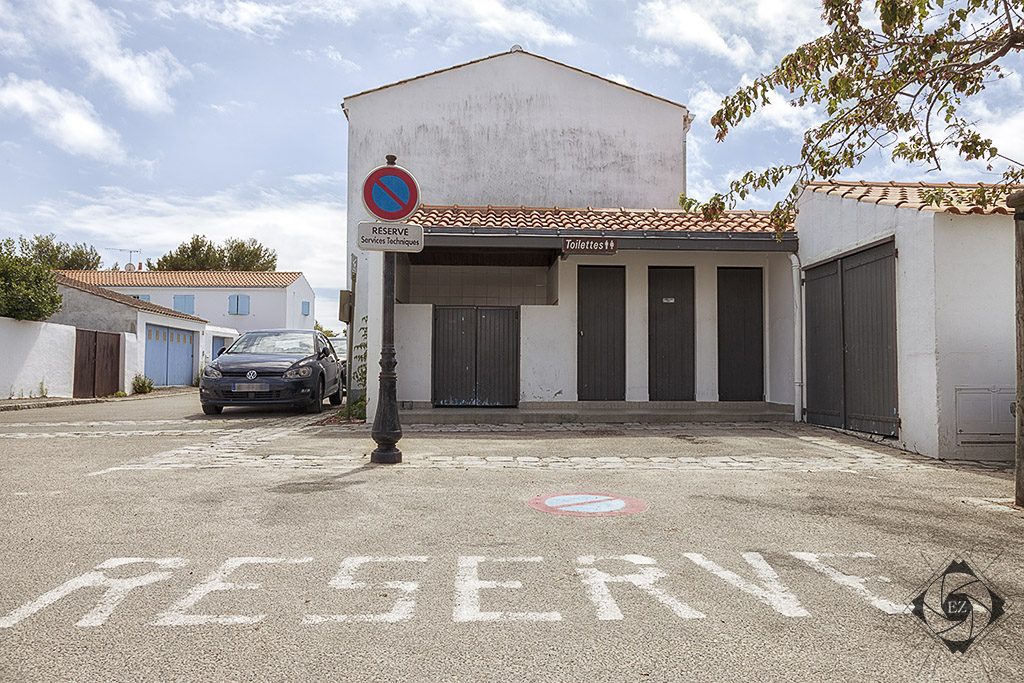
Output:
top-left (56, 271), bottom-right (316, 351)
top-left (48, 275), bottom-right (238, 392)
top-left (344, 47), bottom-right (797, 422)
top-left (796, 181), bottom-right (1017, 461)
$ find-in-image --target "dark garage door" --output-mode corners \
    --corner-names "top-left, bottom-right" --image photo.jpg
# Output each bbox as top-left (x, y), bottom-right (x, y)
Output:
top-left (805, 241), bottom-right (899, 437)
top-left (717, 267), bottom-right (764, 401)
top-left (649, 267), bottom-right (695, 400)
top-left (432, 306), bottom-right (519, 407)
top-left (578, 266), bottom-right (626, 401)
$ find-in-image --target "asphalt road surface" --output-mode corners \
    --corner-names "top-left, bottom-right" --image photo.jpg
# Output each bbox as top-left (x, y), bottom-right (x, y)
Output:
top-left (1, 393), bottom-right (1022, 682)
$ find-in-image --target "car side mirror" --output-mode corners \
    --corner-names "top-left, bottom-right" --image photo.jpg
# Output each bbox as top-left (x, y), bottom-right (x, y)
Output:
top-left (217, 347), bottom-right (226, 356)
top-left (318, 347), bottom-right (330, 359)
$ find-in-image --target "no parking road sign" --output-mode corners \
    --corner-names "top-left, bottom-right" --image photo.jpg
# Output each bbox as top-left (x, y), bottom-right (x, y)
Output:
top-left (362, 163), bottom-right (420, 222)
top-left (528, 493), bottom-right (647, 517)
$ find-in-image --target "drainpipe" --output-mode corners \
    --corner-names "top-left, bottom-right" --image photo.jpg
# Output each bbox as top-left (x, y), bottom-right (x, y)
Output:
top-left (789, 253), bottom-right (804, 423)
top-left (1009, 190), bottom-right (1024, 508)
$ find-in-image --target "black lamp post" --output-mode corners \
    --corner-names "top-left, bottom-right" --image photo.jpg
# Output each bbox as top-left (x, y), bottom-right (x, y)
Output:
top-left (370, 155), bottom-right (403, 464)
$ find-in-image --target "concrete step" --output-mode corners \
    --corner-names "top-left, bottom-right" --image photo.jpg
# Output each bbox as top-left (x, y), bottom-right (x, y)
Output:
top-left (396, 401), bottom-right (794, 425)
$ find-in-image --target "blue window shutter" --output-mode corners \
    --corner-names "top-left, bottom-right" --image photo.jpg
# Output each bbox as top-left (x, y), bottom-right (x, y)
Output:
top-left (301, 300), bottom-right (310, 316)
top-left (173, 294), bottom-right (195, 315)
top-left (228, 294), bottom-right (238, 315)
top-left (239, 294), bottom-right (250, 315)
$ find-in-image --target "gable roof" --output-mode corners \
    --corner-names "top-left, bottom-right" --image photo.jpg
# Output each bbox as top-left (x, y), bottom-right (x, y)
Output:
top-left (343, 47), bottom-right (688, 113)
top-left (806, 181), bottom-right (1021, 215)
top-left (409, 204), bottom-right (791, 234)
top-left (56, 270), bottom-right (302, 288)
top-left (55, 274), bottom-right (207, 323)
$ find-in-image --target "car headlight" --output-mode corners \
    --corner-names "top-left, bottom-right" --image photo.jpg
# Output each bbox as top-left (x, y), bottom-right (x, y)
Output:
top-left (283, 366), bottom-right (313, 379)
top-left (204, 365), bottom-right (222, 378)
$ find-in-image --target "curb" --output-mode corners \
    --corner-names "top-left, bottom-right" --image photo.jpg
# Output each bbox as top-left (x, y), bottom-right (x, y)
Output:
top-left (0, 388), bottom-right (197, 412)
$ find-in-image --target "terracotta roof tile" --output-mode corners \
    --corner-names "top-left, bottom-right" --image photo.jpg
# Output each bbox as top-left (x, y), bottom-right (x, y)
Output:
top-left (806, 181), bottom-right (1021, 215)
top-left (55, 274), bottom-right (207, 323)
top-left (56, 270), bottom-right (302, 288)
top-left (409, 205), bottom-right (790, 234)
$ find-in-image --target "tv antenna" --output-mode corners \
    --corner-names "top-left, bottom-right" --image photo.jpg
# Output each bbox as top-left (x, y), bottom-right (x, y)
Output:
top-left (107, 247), bottom-right (141, 267)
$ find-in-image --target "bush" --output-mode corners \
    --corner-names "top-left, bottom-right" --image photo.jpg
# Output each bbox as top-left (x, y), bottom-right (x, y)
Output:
top-left (112, 391), bottom-right (127, 398)
top-left (347, 395), bottom-right (366, 420)
top-left (132, 374), bottom-right (155, 394)
top-left (0, 247), bottom-right (62, 321)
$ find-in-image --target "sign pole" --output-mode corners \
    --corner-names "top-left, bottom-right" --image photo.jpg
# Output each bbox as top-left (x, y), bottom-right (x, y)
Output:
top-left (1009, 190), bottom-right (1024, 507)
top-left (370, 154), bottom-right (405, 464)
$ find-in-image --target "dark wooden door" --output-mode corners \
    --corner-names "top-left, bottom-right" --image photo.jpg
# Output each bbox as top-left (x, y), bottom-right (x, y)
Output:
top-left (73, 329), bottom-right (97, 398)
top-left (648, 267), bottom-right (695, 400)
top-left (432, 306), bottom-right (518, 407)
top-left (841, 242), bottom-right (898, 436)
top-left (476, 307), bottom-right (519, 407)
top-left (74, 329), bottom-right (121, 398)
top-left (804, 260), bottom-right (844, 428)
top-left (577, 266), bottom-right (626, 401)
top-left (433, 306), bottom-right (476, 406)
top-left (717, 267), bottom-right (764, 401)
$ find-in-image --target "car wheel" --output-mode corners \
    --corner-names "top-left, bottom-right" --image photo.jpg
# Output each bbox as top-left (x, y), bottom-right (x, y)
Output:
top-left (328, 382), bottom-right (343, 406)
top-left (306, 378), bottom-right (324, 414)
top-left (202, 404), bottom-right (223, 415)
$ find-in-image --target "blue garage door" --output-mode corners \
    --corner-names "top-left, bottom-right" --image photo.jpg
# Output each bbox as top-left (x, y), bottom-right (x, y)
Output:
top-left (145, 324), bottom-right (195, 386)
top-left (212, 335), bottom-right (228, 358)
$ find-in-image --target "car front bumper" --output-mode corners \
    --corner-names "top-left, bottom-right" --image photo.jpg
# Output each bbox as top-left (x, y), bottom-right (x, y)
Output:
top-left (199, 375), bottom-right (317, 406)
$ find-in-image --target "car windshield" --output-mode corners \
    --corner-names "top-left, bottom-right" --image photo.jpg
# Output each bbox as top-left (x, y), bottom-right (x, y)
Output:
top-left (227, 331), bottom-right (315, 355)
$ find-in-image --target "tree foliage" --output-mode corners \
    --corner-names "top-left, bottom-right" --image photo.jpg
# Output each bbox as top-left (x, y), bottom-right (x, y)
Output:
top-left (4, 233), bottom-right (102, 270)
top-left (682, 0), bottom-right (1024, 229)
top-left (147, 235), bottom-right (277, 271)
top-left (0, 241), bottom-right (62, 321)
top-left (222, 238), bottom-right (278, 270)
top-left (315, 321), bottom-right (338, 338)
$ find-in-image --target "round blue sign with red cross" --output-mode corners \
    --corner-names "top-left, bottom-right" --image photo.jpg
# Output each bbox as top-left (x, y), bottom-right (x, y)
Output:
top-left (362, 164), bottom-right (421, 222)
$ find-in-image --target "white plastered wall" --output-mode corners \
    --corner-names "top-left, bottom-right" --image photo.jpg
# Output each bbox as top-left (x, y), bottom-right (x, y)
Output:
top-left (796, 193), bottom-right (940, 457)
top-left (346, 51), bottom-right (690, 415)
top-left (0, 317), bottom-right (77, 398)
top-left (932, 213), bottom-right (1016, 459)
top-left (390, 249), bottom-right (794, 408)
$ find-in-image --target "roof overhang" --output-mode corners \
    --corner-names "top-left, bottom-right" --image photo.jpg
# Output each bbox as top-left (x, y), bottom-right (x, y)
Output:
top-left (421, 227), bottom-right (797, 253)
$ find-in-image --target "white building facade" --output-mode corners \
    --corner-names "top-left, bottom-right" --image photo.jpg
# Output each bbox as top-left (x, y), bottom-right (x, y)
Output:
top-left (796, 182), bottom-right (1017, 461)
top-left (56, 271), bottom-right (316, 335)
top-left (344, 48), bottom-right (797, 422)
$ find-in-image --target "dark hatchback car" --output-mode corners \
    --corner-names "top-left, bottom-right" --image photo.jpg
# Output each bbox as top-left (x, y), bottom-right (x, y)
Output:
top-left (199, 329), bottom-right (345, 415)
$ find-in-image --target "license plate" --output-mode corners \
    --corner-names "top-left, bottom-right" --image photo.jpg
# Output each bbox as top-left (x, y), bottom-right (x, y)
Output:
top-left (233, 383), bottom-right (269, 392)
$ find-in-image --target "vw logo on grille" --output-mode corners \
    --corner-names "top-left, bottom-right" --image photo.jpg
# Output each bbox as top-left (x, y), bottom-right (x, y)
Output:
top-left (245, 370), bottom-right (257, 380)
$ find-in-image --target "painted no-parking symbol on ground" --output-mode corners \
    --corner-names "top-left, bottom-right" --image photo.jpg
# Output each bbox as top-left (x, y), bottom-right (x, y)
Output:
top-left (528, 493), bottom-right (647, 517)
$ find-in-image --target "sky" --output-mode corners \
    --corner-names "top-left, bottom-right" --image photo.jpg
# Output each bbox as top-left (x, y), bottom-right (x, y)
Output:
top-left (1, 0), bottom-right (1022, 334)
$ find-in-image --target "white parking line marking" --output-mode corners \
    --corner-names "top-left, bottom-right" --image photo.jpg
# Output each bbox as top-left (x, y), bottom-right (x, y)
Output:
top-left (0, 558), bottom-right (187, 629)
top-left (575, 555), bottom-right (705, 620)
top-left (790, 551), bottom-right (906, 614)
top-left (153, 557), bottom-right (313, 626)
top-left (682, 552), bottom-right (809, 617)
top-left (305, 556), bottom-right (429, 624)
top-left (0, 429), bottom-right (245, 439)
top-left (453, 557), bottom-right (562, 622)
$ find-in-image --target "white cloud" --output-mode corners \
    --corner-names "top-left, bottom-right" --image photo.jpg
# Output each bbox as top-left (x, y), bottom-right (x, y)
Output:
top-left (26, 184), bottom-right (347, 291)
top-left (159, 0), bottom-right (575, 45)
top-left (33, 0), bottom-right (190, 114)
top-left (295, 46), bottom-right (361, 72)
top-left (627, 45), bottom-right (680, 68)
top-left (0, 74), bottom-right (128, 163)
top-left (0, 0), bottom-right (31, 58)
top-left (636, 0), bottom-right (823, 69)
top-left (687, 81), bottom-right (821, 133)
top-left (208, 99), bottom-right (254, 113)
top-left (604, 73), bottom-right (631, 86)
top-left (288, 171), bottom-right (346, 187)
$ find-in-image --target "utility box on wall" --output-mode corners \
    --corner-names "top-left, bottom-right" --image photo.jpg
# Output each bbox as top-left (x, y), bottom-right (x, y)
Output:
top-left (955, 387), bottom-right (1015, 446)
